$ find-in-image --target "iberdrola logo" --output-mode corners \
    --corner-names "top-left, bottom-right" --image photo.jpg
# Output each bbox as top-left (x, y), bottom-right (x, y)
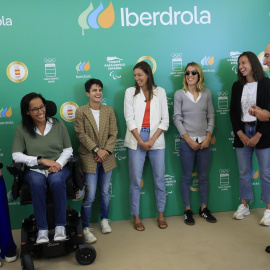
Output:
top-left (78, 1), bottom-right (115, 36)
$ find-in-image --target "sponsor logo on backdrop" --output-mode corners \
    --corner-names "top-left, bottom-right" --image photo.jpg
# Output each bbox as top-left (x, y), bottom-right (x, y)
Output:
top-left (114, 138), bottom-right (127, 161)
top-left (140, 179), bottom-right (145, 195)
top-left (0, 148), bottom-right (3, 157)
top-left (109, 182), bottom-right (115, 199)
top-left (44, 58), bottom-right (59, 83)
top-left (75, 60), bottom-right (91, 79)
top-left (218, 169), bottom-right (231, 191)
top-left (137, 56), bottom-right (157, 74)
top-left (229, 131), bottom-right (235, 146)
top-left (167, 97), bottom-right (173, 109)
top-left (216, 91), bottom-right (229, 115)
top-left (78, 1), bottom-right (115, 35)
top-left (60, 102), bottom-right (79, 122)
top-left (78, 3), bottom-right (211, 34)
top-left (201, 55), bottom-right (215, 73)
top-left (170, 53), bottom-right (184, 77)
top-left (6, 61), bottom-right (28, 83)
top-left (173, 134), bottom-right (181, 156)
top-left (258, 51), bottom-right (269, 71)
top-left (0, 106), bottom-right (13, 127)
top-left (211, 135), bottom-right (216, 151)
top-left (0, 107), bottom-right (12, 118)
top-left (251, 170), bottom-right (259, 186)
top-left (121, 6), bottom-right (211, 27)
top-left (165, 174), bottom-right (176, 196)
top-left (0, 16), bottom-right (12, 26)
top-left (190, 172), bottom-right (199, 192)
top-left (104, 56), bottom-right (125, 80)
top-left (227, 51), bottom-right (241, 74)
top-left (101, 98), bottom-right (107, 105)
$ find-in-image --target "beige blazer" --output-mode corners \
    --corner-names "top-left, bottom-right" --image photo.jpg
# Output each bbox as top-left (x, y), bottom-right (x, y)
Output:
top-left (74, 104), bottom-right (118, 174)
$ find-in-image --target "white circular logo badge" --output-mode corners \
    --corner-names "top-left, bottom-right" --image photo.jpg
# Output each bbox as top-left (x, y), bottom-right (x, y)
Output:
top-left (258, 52), bottom-right (268, 71)
top-left (60, 102), bottom-right (79, 122)
top-left (6, 61), bottom-right (28, 83)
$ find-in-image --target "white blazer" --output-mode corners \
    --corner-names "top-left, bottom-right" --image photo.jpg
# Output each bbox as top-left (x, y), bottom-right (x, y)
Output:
top-left (124, 86), bottom-right (169, 150)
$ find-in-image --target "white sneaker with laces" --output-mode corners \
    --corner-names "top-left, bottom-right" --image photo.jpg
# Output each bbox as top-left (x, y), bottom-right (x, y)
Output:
top-left (260, 209), bottom-right (270, 226)
top-left (233, 204), bottom-right (250, 220)
top-left (101, 218), bottom-right (112, 234)
top-left (83, 227), bottom-right (97, 243)
top-left (36, 229), bottom-right (49, 244)
top-left (54, 226), bottom-right (66, 241)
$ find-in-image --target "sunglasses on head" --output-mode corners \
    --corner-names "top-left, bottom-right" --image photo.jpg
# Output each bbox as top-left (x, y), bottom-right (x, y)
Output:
top-left (184, 70), bottom-right (198, 76)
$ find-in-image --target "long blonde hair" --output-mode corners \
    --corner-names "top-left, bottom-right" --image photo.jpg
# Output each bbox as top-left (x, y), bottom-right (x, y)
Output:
top-left (183, 62), bottom-right (205, 92)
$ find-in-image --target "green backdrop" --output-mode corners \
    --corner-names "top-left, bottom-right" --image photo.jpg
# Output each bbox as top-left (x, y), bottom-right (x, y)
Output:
top-left (1, 0), bottom-right (270, 229)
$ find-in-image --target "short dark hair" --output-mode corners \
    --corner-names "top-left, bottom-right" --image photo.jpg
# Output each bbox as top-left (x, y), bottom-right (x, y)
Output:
top-left (85, 78), bottom-right (103, 92)
top-left (133, 61), bottom-right (156, 99)
top-left (237, 51), bottom-right (266, 85)
top-left (20, 92), bottom-right (49, 137)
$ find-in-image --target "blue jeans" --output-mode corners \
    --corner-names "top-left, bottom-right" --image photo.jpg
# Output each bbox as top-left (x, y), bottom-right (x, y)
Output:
top-left (0, 175), bottom-right (17, 258)
top-left (128, 128), bottom-right (166, 216)
top-left (179, 138), bottom-right (211, 207)
top-left (236, 125), bottom-right (270, 203)
top-left (24, 166), bottom-right (70, 230)
top-left (81, 163), bottom-right (112, 228)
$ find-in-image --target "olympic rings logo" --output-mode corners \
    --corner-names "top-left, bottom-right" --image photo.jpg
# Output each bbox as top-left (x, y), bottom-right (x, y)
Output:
top-left (171, 53), bottom-right (182, 58)
top-left (44, 58), bottom-right (56, 63)
top-left (219, 169), bottom-right (230, 173)
top-left (217, 92), bottom-right (228, 97)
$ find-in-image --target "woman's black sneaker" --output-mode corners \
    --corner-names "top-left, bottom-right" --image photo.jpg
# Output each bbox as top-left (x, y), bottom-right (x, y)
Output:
top-left (184, 209), bottom-right (195, 225)
top-left (199, 207), bottom-right (217, 223)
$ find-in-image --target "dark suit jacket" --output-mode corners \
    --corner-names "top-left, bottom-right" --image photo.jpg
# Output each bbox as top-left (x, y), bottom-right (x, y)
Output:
top-left (74, 104), bottom-right (118, 173)
top-left (230, 77), bottom-right (270, 148)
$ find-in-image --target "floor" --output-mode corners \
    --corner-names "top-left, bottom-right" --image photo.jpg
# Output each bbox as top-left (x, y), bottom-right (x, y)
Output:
top-left (2, 208), bottom-right (270, 270)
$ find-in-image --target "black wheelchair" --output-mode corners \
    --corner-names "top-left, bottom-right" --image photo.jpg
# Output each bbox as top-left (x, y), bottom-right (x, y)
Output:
top-left (7, 101), bottom-right (96, 269)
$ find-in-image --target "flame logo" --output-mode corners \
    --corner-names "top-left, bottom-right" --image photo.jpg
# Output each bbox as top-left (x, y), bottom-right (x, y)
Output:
top-left (251, 170), bottom-right (259, 180)
top-left (140, 179), bottom-right (144, 188)
top-left (211, 136), bottom-right (216, 144)
top-left (201, 56), bottom-right (214, 66)
top-left (0, 107), bottom-right (12, 117)
top-left (78, 1), bottom-right (115, 36)
top-left (76, 61), bottom-right (90, 73)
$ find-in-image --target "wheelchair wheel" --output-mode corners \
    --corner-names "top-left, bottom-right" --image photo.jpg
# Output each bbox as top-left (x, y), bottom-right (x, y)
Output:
top-left (75, 244), bottom-right (96, 265)
top-left (21, 253), bottom-right (34, 270)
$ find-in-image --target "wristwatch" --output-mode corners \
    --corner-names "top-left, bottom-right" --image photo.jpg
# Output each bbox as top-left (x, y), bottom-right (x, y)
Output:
top-left (37, 156), bottom-right (43, 164)
top-left (93, 146), bottom-right (100, 153)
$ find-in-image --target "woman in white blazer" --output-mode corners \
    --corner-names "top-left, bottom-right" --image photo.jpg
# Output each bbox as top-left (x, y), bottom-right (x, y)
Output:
top-left (124, 61), bottom-right (169, 231)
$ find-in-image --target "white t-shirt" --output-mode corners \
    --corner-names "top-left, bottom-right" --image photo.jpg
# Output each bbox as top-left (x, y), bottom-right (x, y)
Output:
top-left (241, 82), bottom-right (257, 122)
top-left (91, 108), bottom-right (100, 132)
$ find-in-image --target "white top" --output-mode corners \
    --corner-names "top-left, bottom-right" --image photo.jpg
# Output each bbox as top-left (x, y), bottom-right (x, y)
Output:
top-left (184, 91), bottom-right (205, 143)
top-left (124, 86), bottom-right (169, 150)
top-left (12, 118), bottom-right (73, 176)
top-left (91, 108), bottom-right (100, 132)
top-left (241, 82), bottom-right (257, 122)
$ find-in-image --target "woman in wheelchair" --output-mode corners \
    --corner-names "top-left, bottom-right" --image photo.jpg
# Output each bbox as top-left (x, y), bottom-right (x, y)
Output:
top-left (12, 92), bottom-right (73, 244)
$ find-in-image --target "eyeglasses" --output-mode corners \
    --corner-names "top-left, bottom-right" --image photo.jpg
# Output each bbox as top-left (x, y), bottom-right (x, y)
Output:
top-left (184, 70), bottom-right (198, 76)
top-left (29, 104), bottom-right (46, 114)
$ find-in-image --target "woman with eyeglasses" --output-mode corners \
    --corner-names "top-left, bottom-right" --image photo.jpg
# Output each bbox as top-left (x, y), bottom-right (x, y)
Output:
top-left (124, 61), bottom-right (169, 231)
top-left (12, 92), bottom-right (73, 244)
top-left (230, 52), bottom-right (270, 224)
top-left (173, 62), bottom-right (216, 225)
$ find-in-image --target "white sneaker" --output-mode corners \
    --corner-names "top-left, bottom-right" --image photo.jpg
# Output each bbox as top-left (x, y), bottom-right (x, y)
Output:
top-left (83, 227), bottom-right (97, 244)
top-left (233, 204), bottom-right (250, 220)
top-left (36, 229), bottom-right (49, 244)
top-left (101, 218), bottom-right (112, 234)
top-left (54, 226), bottom-right (67, 241)
top-left (260, 209), bottom-right (270, 226)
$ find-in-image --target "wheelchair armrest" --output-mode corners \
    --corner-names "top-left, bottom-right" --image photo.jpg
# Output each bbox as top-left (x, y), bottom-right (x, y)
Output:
top-left (6, 162), bottom-right (24, 176)
top-left (68, 156), bottom-right (84, 190)
top-left (69, 156), bottom-right (78, 164)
